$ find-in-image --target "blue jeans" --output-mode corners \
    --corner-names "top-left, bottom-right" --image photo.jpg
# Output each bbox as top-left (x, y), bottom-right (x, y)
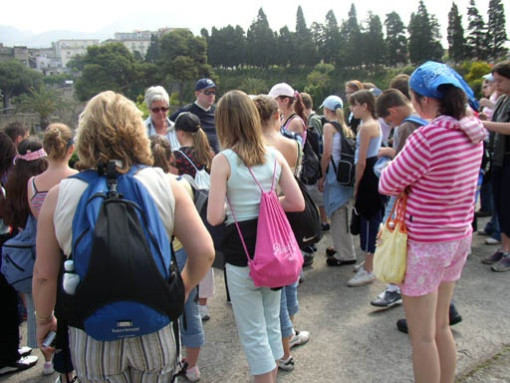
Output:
top-left (226, 264), bottom-right (283, 375)
top-left (174, 248), bottom-right (205, 349)
top-left (279, 280), bottom-right (299, 339)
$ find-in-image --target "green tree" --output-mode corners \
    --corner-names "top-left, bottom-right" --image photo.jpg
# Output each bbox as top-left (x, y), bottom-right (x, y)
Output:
top-left (74, 43), bottom-right (144, 101)
top-left (342, 5), bottom-right (362, 68)
top-left (208, 25), bottom-right (246, 69)
top-left (487, 0), bottom-right (508, 61)
top-left (0, 60), bottom-right (42, 112)
top-left (466, 0), bottom-right (488, 60)
top-left (384, 12), bottom-right (408, 66)
top-left (276, 26), bottom-right (295, 67)
top-left (310, 21), bottom-right (326, 62)
top-left (362, 12), bottom-right (385, 67)
top-left (145, 34), bottom-right (160, 64)
top-left (17, 85), bottom-right (67, 129)
top-left (447, 2), bottom-right (467, 63)
top-left (294, 6), bottom-right (318, 67)
top-left (322, 10), bottom-right (342, 65)
top-left (246, 8), bottom-right (276, 68)
top-left (304, 63), bottom-right (335, 104)
top-left (408, 0), bottom-right (443, 64)
top-left (158, 29), bottom-right (214, 104)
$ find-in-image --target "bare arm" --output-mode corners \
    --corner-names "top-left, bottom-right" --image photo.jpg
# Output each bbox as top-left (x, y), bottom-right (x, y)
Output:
top-left (170, 177), bottom-right (215, 295)
top-left (482, 120), bottom-right (510, 135)
top-left (207, 153), bottom-right (230, 226)
top-left (319, 123), bottom-right (334, 191)
top-left (33, 186), bottom-right (61, 347)
top-left (276, 150), bottom-right (305, 212)
top-left (354, 125), bottom-right (371, 197)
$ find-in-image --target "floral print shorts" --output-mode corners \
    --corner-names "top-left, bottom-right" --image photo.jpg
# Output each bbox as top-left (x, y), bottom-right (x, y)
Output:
top-left (399, 234), bottom-right (472, 297)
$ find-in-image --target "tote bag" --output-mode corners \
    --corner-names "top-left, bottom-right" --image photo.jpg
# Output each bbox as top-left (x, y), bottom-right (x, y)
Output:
top-left (228, 160), bottom-right (303, 288)
top-left (373, 194), bottom-right (408, 284)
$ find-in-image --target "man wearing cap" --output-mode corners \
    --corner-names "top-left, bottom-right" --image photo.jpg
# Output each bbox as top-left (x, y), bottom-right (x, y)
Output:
top-left (170, 78), bottom-right (219, 153)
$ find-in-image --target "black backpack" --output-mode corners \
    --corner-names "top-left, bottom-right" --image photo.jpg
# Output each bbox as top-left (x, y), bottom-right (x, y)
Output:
top-left (329, 121), bottom-right (356, 186)
top-left (300, 126), bottom-right (322, 185)
top-left (286, 176), bottom-right (322, 247)
top-left (63, 163), bottom-right (184, 344)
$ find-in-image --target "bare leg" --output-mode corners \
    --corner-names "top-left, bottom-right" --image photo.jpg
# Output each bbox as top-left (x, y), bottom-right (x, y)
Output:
top-left (364, 252), bottom-right (374, 272)
top-left (281, 335), bottom-right (291, 359)
top-left (436, 282), bottom-right (457, 383)
top-left (403, 292), bottom-right (440, 383)
top-left (254, 367), bottom-right (277, 383)
top-left (185, 347), bottom-right (201, 369)
top-left (501, 233), bottom-right (510, 252)
top-left (198, 298), bottom-right (207, 306)
top-left (319, 206), bottom-right (328, 224)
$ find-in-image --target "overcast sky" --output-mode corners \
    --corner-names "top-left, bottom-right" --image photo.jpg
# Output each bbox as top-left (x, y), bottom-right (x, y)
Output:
top-left (2, 0), bottom-right (508, 39)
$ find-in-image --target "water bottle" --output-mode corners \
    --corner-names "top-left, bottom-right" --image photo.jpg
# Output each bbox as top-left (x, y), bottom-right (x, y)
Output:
top-left (62, 260), bottom-right (80, 295)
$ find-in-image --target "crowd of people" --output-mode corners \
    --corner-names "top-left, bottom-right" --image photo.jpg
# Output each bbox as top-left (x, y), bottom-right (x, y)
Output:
top-left (0, 59), bottom-right (509, 383)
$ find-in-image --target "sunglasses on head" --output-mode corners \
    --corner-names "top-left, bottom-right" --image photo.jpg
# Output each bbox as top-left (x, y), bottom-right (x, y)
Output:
top-left (151, 107), bottom-right (169, 113)
top-left (202, 90), bottom-right (216, 96)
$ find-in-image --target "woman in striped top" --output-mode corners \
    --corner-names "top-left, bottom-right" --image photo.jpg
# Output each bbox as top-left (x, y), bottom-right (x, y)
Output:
top-left (379, 62), bottom-right (486, 383)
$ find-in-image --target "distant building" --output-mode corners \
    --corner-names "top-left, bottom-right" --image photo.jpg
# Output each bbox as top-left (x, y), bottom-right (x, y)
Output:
top-left (0, 44), bottom-right (30, 66)
top-left (113, 28), bottom-right (188, 58)
top-left (30, 47), bottom-right (66, 75)
top-left (114, 30), bottom-right (153, 58)
top-left (55, 39), bottom-right (100, 68)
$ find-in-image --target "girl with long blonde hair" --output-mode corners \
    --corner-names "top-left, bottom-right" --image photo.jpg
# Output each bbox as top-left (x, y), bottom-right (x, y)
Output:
top-left (208, 90), bottom-right (304, 383)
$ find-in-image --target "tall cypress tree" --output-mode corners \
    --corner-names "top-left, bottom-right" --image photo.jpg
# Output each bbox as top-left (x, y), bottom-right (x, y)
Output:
top-left (466, 0), bottom-right (488, 60)
top-left (322, 10), bottom-right (342, 65)
top-left (384, 12), bottom-right (408, 66)
top-left (295, 6), bottom-right (318, 67)
top-left (487, 0), bottom-right (509, 61)
top-left (408, 0), bottom-right (443, 64)
top-left (246, 8), bottom-right (276, 67)
top-left (342, 4), bottom-right (362, 68)
top-left (362, 13), bottom-right (385, 67)
top-left (447, 2), bottom-right (467, 63)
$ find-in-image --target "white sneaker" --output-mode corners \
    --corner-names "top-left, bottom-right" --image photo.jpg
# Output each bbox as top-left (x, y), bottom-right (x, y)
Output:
top-left (353, 261), bottom-right (365, 273)
top-left (485, 237), bottom-right (501, 245)
top-left (289, 330), bottom-right (310, 348)
top-left (198, 305), bottom-right (210, 321)
top-left (185, 365), bottom-right (201, 382)
top-left (348, 267), bottom-right (375, 287)
top-left (277, 356), bottom-right (294, 371)
top-left (43, 361), bottom-right (54, 375)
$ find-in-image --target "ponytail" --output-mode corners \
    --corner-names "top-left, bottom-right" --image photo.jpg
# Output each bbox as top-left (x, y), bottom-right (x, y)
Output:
top-left (192, 129), bottom-right (213, 171)
top-left (293, 91), bottom-right (307, 122)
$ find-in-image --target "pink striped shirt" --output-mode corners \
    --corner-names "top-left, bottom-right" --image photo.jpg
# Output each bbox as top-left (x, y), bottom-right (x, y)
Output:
top-left (379, 115), bottom-right (486, 243)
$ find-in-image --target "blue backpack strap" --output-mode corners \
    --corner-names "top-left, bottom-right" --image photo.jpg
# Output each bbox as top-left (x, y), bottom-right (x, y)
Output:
top-left (403, 116), bottom-right (428, 127)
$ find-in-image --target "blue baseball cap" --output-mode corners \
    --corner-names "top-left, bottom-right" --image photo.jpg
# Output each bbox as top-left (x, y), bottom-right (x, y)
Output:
top-left (320, 95), bottom-right (344, 111)
top-left (195, 78), bottom-right (216, 91)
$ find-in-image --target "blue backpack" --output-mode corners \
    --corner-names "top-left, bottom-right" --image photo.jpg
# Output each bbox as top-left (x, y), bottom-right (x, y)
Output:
top-left (403, 116), bottom-right (429, 126)
top-left (1, 214), bottom-right (37, 294)
top-left (63, 163), bottom-right (184, 342)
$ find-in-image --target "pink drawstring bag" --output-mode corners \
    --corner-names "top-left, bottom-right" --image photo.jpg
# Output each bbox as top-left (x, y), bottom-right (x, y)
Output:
top-left (228, 160), bottom-right (303, 288)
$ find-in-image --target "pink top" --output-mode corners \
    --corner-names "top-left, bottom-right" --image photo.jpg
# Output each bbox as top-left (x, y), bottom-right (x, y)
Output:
top-left (379, 115), bottom-right (486, 243)
top-left (30, 176), bottom-right (48, 216)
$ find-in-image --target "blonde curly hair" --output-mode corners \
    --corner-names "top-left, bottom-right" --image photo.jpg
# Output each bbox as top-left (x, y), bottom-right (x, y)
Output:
top-left (76, 91), bottom-right (153, 172)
